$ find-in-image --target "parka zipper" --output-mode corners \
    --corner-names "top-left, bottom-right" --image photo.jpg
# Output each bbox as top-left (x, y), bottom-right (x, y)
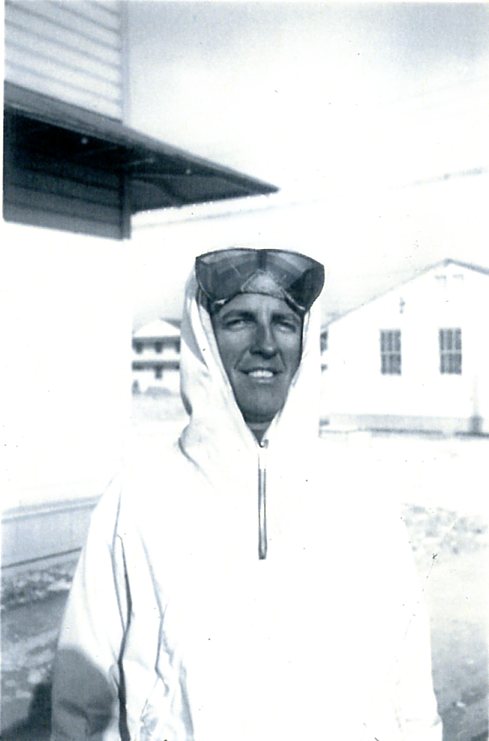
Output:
top-left (258, 439), bottom-right (269, 560)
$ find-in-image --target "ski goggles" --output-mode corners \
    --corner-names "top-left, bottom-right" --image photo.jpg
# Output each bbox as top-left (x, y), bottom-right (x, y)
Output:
top-left (195, 248), bottom-right (325, 314)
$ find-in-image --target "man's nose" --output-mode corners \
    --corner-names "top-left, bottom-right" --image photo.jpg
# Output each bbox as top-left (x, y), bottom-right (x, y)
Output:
top-left (251, 322), bottom-right (278, 357)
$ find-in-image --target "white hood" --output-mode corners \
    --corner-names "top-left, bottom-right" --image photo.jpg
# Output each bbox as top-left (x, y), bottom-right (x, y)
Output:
top-left (178, 269), bottom-right (323, 484)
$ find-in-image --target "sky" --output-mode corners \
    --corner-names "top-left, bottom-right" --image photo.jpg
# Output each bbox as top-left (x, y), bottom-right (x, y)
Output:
top-left (124, 1), bottom-right (489, 327)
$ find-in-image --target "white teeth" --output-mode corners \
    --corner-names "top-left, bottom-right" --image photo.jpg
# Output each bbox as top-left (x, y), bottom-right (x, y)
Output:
top-left (248, 370), bottom-right (274, 378)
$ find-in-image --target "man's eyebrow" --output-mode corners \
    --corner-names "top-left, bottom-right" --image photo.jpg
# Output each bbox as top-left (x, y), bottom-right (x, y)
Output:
top-left (219, 309), bottom-right (255, 321)
top-left (272, 311), bottom-right (301, 324)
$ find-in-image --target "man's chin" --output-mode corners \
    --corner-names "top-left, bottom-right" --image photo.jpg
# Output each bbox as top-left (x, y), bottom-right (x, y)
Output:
top-left (231, 378), bottom-right (288, 427)
top-left (241, 403), bottom-right (283, 428)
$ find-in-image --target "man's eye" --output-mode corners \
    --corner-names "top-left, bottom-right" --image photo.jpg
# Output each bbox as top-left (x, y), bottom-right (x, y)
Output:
top-left (224, 317), bottom-right (248, 328)
top-left (277, 319), bottom-right (299, 332)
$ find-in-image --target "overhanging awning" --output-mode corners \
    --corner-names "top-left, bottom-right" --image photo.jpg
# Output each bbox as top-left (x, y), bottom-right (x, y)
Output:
top-left (3, 82), bottom-right (278, 239)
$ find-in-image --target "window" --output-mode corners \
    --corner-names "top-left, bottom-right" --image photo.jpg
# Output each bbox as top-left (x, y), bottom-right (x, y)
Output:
top-left (134, 341), bottom-right (143, 354)
top-left (155, 341), bottom-right (163, 353)
top-left (320, 331), bottom-right (328, 353)
top-left (380, 330), bottom-right (401, 374)
top-left (155, 366), bottom-right (163, 380)
top-left (439, 329), bottom-right (462, 374)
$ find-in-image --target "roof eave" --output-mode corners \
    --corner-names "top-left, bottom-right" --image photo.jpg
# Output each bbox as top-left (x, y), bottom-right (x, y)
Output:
top-left (4, 82), bottom-right (279, 216)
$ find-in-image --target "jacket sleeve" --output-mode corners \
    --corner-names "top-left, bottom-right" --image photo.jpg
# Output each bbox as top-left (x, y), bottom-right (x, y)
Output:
top-left (51, 478), bottom-right (130, 741)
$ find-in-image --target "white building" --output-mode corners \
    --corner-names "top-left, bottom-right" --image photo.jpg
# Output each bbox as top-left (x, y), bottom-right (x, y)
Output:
top-left (321, 259), bottom-right (489, 435)
top-left (132, 319), bottom-right (181, 394)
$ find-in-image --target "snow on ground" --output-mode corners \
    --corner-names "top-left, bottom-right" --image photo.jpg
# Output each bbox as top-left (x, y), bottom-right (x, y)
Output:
top-left (321, 427), bottom-right (489, 516)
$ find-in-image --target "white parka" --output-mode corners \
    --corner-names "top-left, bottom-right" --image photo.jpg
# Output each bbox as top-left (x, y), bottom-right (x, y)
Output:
top-left (51, 271), bottom-right (442, 741)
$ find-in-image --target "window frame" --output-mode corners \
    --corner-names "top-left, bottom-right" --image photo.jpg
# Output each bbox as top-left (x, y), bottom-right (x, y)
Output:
top-left (380, 329), bottom-right (402, 375)
top-left (439, 328), bottom-right (462, 375)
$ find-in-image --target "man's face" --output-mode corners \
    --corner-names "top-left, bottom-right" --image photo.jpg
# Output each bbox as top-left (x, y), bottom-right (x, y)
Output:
top-left (212, 293), bottom-right (303, 425)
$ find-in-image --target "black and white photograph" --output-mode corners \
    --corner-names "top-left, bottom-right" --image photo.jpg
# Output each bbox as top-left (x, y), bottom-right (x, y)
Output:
top-left (2, 2), bottom-right (489, 740)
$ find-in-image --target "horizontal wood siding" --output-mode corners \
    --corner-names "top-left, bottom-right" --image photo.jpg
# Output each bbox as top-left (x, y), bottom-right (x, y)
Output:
top-left (4, 127), bottom-right (126, 239)
top-left (5, 0), bottom-right (124, 119)
top-left (6, 185), bottom-right (122, 224)
top-left (3, 205), bottom-right (124, 239)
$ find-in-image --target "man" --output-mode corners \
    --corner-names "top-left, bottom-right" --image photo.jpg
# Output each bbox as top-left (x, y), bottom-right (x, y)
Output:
top-left (52, 247), bottom-right (442, 740)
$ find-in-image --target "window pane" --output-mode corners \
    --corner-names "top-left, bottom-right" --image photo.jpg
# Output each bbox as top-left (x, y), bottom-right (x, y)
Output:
top-left (439, 328), bottom-right (462, 374)
top-left (380, 330), bottom-right (402, 374)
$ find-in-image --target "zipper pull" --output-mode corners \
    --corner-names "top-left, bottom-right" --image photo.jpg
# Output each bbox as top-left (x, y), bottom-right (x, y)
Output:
top-left (258, 439), bottom-right (269, 560)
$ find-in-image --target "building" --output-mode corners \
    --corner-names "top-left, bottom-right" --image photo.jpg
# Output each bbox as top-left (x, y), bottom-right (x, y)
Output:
top-left (321, 259), bottom-right (489, 435)
top-left (4, 1), bottom-right (276, 240)
top-left (132, 319), bottom-right (181, 394)
top-left (3, 0), bottom-right (277, 572)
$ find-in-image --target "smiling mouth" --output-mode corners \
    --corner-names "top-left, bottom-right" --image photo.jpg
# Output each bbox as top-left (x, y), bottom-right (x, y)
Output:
top-left (246, 369), bottom-right (278, 379)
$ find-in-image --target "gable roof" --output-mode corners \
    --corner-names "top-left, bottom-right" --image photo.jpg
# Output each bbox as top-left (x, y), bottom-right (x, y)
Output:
top-left (441, 258), bottom-right (489, 277)
top-left (133, 318), bottom-right (180, 339)
top-left (324, 258), bottom-right (489, 329)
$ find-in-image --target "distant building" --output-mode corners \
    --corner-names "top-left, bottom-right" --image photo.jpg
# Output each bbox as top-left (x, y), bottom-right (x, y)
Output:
top-left (132, 319), bottom-right (181, 394)
top-left (321, 259), bottom-right (489, 434)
